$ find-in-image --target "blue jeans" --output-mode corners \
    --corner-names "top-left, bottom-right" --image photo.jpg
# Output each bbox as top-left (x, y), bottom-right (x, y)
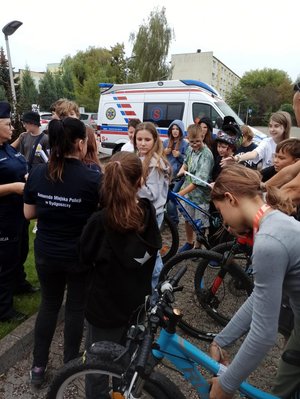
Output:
top-left (166, 178), bottom-right (184, 225)
top-left (152, 212), bottom-right (164, 291)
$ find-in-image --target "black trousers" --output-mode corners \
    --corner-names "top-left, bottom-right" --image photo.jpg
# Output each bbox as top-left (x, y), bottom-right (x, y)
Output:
top-left (15, 219), bottom-right (30, 290)
top-left (0, 216), bottom-right (26, 320)
top-left (0, 240), bottom-right (19, 319)
top-left (32, 254), bottom-right (88, 367)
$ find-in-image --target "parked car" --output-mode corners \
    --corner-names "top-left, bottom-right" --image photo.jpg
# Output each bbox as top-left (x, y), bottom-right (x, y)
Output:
top-left (80, 112), bottom-right (98, 130)
top-left (39, 112), bottom-right (52, 132)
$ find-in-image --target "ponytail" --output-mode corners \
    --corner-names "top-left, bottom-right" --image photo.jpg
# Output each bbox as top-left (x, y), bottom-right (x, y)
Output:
top-left (102, 152), bottom-right (144, 232)
top-left (48, 117), bottom-right (86, 181)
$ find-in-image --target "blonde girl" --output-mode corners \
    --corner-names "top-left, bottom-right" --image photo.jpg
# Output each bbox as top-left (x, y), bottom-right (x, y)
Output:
top-left (229, 111), bottom-right (292, 169)
top-left (133, 122), bottom-right (171, 288)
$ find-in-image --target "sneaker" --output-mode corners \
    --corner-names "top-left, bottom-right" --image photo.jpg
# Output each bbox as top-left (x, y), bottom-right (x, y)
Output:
top-left (208, 259), bottom-right (221, 268)
top-left (30, 366), bottom-right (46, 386)
top-left (178, 242), bottom-right (194, 253)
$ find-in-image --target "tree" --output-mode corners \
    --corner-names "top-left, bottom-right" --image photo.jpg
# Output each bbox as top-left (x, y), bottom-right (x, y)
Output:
top-left (227, 68), bottom-right (294, 125)
top-left (130, 7), bottom-right (173, 82)
top-left (61, 45), bottom-right (123, 111)
top-left (61, 63), bottom-right (75, 100)
top-left (0, 47), bottom-right (11, 101)
top-left (0, 47), bottom-right (23, 136)
top-left (110, 43), bottom-right (127, 83)
top-left (19, 66), bottom-right (39, 112)
top-left (0, 85), bottom-right (6, 100)
top-left (54, 73), bottom-right (65, 99)
top-left (38, 71), bottom-right (57, 110)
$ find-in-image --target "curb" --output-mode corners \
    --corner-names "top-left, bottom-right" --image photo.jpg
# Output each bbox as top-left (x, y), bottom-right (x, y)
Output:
top-left (0, 306), bottom-right (64, 375)
top-left (0, 312), bottom-right (37, 375)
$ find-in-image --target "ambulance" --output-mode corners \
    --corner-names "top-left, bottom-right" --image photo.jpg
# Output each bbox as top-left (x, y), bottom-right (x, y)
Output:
top-left (97, 79), bottom-right (266, 155)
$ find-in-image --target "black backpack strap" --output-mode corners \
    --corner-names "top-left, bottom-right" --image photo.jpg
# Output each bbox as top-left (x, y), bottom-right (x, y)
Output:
top-left (28, 132), bottom-right (45, 170)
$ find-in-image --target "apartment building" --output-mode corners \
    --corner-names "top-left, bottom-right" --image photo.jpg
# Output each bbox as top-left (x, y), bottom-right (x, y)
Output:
top-left (170, 50), bottom-right (240, 100)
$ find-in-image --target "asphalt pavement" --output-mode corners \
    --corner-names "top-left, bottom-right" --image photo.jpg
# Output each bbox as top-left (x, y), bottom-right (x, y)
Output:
top-left (0, 310), bottom-right (65, 399)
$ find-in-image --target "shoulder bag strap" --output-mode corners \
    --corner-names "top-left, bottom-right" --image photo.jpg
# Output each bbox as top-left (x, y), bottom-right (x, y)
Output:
top-left (28, 132), bottom-right (45, 170)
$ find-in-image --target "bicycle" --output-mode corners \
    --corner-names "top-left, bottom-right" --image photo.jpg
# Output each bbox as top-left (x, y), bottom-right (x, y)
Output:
top-left (160, 174), bottom-right (228, 263)
top-left (46, 265), bottom-right (299, 399)
top-left (166, 174), bottom-right (231, 252)
top-left (193, 237), bottom-right (295, 340)
top-left (160, 245), bottom-right (253, 340)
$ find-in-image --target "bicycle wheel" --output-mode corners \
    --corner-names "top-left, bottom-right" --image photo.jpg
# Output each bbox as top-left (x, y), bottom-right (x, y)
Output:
top-left (160, 212), bottom-right (179, 263)
top-left (47, 342), bottom-right (184, 399)
top-left (194, 250), bottom-right (253, 328)
top-left (160, 249), bottom-right (227, 341)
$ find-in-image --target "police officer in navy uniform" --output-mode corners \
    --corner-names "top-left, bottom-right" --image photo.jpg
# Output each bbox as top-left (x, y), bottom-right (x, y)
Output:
top-left (0, 101), bottom-right (28, 322)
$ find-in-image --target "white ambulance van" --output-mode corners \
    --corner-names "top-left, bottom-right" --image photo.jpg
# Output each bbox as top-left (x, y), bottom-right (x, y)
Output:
top-left (97, 79), bottom-right (266, 155)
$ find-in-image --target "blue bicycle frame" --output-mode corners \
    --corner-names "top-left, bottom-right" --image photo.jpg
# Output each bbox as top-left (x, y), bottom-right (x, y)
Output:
top-left (168, 190), bottom-right (212, 234)
top-left (152, 328), bottom-right (278, 399)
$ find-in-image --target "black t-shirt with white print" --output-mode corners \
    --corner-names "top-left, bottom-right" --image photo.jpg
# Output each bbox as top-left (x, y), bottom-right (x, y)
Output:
top-left (24, 158), bottom-right (101, 261)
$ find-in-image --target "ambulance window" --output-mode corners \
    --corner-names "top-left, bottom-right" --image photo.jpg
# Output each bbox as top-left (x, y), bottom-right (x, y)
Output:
top-left (144, 102), bottom-right (184, 127)
top-left (193, 103), bottom-right (222, 128)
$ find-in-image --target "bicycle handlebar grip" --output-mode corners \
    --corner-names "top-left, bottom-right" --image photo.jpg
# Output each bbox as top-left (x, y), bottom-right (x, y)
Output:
top-left (135, 333), bottom-right (153, 375)
top-left (168, 265), bottom-right (187, 287)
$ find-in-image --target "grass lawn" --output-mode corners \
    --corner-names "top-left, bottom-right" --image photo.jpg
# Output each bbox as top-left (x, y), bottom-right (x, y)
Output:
top-left (0, 221), bottom-right (40, 340)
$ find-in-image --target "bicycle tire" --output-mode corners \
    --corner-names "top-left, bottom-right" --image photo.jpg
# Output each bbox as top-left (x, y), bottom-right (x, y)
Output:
top-left (194, 251), bottom-right (253, 328)
top-left (47, 342), bottom-right (185, 399)
top-left (160, 212), bottom-right (179, 263)
top-left (160, 249), bottom-right (228, 341)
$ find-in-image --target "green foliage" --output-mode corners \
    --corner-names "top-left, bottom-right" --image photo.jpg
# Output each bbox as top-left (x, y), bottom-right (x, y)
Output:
top-left (19, 66), bottom-right (39, 112)
top-left (61, 64), bottom-right (75, 100)
top-left (131, 7), bottom-right (173, 82)
top-left (0, 47), bottom-right (11, 102)
top-left (54, 72), bottom-right (65, 99)
top-left (111, 43), bottom-right (127, 83)
top-left (280, 103), bottom-right (296, 125)
top-left (38, 71), bottom-right (58, 110)
top-left (0, 85), bottom-right (6, 100)
top-left (227, 68), bottom-right (294, 125)
top-left (61, 45), bottom-right (126, 111)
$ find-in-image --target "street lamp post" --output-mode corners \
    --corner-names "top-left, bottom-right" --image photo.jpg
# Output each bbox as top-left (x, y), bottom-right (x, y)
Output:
top-left (2, 20), bottom-right (23, 104)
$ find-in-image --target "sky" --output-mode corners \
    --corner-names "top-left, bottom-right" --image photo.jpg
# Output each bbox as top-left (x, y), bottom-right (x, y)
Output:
top-left (0, 0), bottom-right (299, 83)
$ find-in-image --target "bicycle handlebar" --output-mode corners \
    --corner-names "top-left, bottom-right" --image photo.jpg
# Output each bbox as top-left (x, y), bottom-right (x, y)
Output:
top-left (134, 265), bottom-right (188, 375)
top-left (162, 264), bottom-right (187, 291)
